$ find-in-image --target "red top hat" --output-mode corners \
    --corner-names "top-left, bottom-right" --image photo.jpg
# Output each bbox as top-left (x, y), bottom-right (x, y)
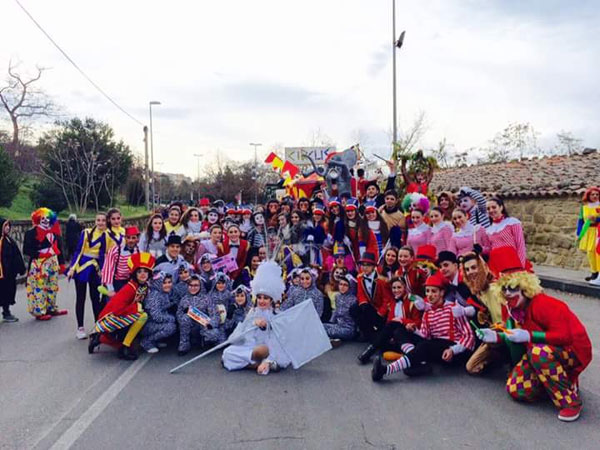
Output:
top-left (125, 226), bottom-right (140, 236)
top-left (425, 271), bottom-right (447, 289)
top-left (415, 244), bottom-right (437, 262)
top-left (489, 246), bottom-right (524, 274)
top-left (199, 198), bottom-right (210, 207)
top-left (359, 252), bottom-right (377, 265)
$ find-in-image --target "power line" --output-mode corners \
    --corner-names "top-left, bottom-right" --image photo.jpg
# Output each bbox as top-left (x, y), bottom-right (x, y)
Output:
top-left (14, 0), bottom-right (144, 126)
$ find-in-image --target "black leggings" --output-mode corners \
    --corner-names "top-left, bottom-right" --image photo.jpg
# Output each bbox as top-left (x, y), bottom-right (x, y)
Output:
top-left (372, 322), bottom-right (421, 351)
top-left (349, 303), bottom-right (386, 342)
top-left (75, 276), bottom-right (102, 327)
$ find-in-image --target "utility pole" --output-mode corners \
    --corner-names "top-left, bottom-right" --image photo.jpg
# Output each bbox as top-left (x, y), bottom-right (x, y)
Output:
top-left (249, 142), bottom-right (262, 204)
top-left (143, 126), bottom-right (150, 211)
top-left (193, 153), bottom-right (202, 182)
top-left (392, 0), bottom-right (406, 151)
top-left (392, 0), bottom-right (397, 146)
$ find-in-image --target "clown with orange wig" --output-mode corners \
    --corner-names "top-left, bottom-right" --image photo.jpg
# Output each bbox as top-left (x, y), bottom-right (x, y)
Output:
top-left (22, 208), bottom-right (68, 320)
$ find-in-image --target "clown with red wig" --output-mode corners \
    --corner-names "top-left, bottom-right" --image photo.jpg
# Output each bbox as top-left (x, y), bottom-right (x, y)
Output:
top-left (23, 208), bottom-right (68, 320)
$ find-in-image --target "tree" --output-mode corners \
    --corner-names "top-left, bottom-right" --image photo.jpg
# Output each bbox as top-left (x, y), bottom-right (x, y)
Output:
top-left (488, 122), bottom-right (539, 161)
top-left (37, 118), bottom-right (133, 214)
top-left (454, 150), bottom-right (469, 167)
top-left (0, 144), bottom-right (20, 207)
top-left (0, 61), bottom-right (56, 152)
top-left (555, 130), bottom-right (583, 156)
top-left (427, 138), bottom-right (451, 169)
top-left (30, 180), bottom-right (68, 213)
top-left (392, 111), bottom-right (427, 161)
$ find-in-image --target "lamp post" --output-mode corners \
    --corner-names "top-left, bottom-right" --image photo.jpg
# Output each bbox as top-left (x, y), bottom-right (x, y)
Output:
top-left (193, 153), bottom-right (203, 182)
top-left (392, 0), bottom-right (405, 147)
top-left (143, 126), bottom-right (150, 210)
top-left (249, 142), bottom-right (262, 204)
top-left (149, 100), bottom-right (161, 207)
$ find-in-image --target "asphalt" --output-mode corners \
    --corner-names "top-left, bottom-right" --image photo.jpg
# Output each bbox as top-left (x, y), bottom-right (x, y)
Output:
top-left (1, 279), bottom-right (599, 450)
top-left (535, 265), bottom-right (600, 298)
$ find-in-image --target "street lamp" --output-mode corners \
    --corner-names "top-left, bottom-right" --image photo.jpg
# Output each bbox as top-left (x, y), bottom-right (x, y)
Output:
top-left (392, 0), bottom-right (406, 147)
top-left (193, 153), bottom-right (203, 182)
top-left (149, 100), bottom-right (161, 207)
top-left (249, 142), bottom-right (262, 204)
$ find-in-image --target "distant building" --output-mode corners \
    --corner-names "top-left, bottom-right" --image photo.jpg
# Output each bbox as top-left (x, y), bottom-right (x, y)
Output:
top-left (160, 173), bottom-right (192, 185)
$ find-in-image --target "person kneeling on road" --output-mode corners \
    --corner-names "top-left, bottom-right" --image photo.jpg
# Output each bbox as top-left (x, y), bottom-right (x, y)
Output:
top-left (88, 252), bottom-right (155, 361)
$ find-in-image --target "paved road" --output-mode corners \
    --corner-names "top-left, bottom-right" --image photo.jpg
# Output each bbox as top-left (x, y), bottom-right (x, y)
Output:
top-left (1, 279), bottom-right (599, 450)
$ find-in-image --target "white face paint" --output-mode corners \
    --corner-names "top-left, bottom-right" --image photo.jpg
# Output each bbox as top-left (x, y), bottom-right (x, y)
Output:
top-left (208, 212), bottom-right (219, 224)
top-left (40, 217), bottom-right (51, 229)
top-left (459, 197), bottom-right (475, 212)
top-left (254, 214), bottom-right (265, 226)
top-left (503, 286), bottom-right (526, 310)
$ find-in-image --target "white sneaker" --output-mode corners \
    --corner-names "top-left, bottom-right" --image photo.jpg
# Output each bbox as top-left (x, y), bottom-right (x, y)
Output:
top-left (589, 277), bottom-right (600, 286)
top-left (146, 347), bottom-right (159, 354)
top-left (76, 327), bottom-right (87, 340)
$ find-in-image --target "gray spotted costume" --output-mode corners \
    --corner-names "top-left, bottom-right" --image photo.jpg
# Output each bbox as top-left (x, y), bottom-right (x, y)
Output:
top-left (207, 273), bottom-right (233, 329)
top-left (140, 273), bottom-right (177, 351)
top-left (177, 291), bottom-right (226, 353)
top-left (323, 291), bottom-right (357, 340)
top-left (225, 290), bottom-right (252, 335)
top-left (281, 271), bottom-right (324, 318)
top-left (171, 278), bottom-right (190, 305)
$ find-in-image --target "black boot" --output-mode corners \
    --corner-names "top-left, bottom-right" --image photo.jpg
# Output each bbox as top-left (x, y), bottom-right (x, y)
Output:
top-left (357, 345), bottom-right (377, 365)
top-left (371, 355), bottom-right (386, 382)
top-left (585, 272), bottom-right (598, 281)
top-left (119, 345), bottom-right (138, 361)
top-left (88, 333), bottom-right (101, 354)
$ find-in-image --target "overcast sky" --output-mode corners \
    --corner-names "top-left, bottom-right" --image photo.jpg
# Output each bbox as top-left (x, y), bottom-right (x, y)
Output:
top-left (2, 0), bottom-right (598, 176)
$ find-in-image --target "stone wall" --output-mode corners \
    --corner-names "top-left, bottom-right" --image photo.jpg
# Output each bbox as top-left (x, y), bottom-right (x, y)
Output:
top-left (8, 214), bottom-right (150, 262)
top-left (506, 196), bottom-right (586, 270)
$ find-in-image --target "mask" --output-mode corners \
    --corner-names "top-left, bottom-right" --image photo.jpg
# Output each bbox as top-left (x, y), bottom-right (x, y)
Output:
top-left (208, 212), bottom-right (218, 224)
top-left (459, 197), bottom-right (475, 211)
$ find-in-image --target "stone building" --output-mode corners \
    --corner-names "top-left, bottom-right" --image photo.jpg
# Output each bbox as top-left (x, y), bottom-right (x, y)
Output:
top-left (430, 150), bottom-right (600, 270)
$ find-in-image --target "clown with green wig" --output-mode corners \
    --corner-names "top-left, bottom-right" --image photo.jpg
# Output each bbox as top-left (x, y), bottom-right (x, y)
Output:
top-left (23, 208), bottom-right (68, 320)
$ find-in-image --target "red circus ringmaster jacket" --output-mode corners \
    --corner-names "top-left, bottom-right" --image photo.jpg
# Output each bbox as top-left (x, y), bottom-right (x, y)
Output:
top-left (98, 280), bottom-right (147, 319)
top-left (510, 293), bottom-right (592, 380)
top-left (357, 272), bottom-right (393, 317)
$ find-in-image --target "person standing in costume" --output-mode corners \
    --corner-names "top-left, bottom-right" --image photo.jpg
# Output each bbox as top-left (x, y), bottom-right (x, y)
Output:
top-left (406, 208), bottom-right (431, 254)
top-left (378, 189), bottom-right (406, 249)
top-left (428, 207), bottom-right (453, 256)
top-left (182, 207), bottom-right (204, 241)
top-left (68, 213), bottom-right (109, 339)
top-left (165, 205), bottom-right (186, 238)
top-left (88, 252), bottom-right (156, 360)
top-left (449, 208), bottom-right (490, 257)
top-left (458, 187), bottom-right (491, 228)
top-left (476, 247), bottom-right (592, 422)
top-left (437, 192), bottom-right (455, 222)
top-left (105, 208), bottom-right (125, 252)
top-left (139, 214), bottom-right (167, 258)
top-left (23, 208), bottom-right (68, 321)
top-left (217, 224), bottom-right (249, 283)
top-left (485, 197), bottom-right (530, 274)
top-left (576, 187), bottom-right (600, 283)
top-left (0, 218), bottom-right (26, 322)
top-left (101, 226), bottom-right (141, 298)
top-left (154, 235), bottom-right (186, 282)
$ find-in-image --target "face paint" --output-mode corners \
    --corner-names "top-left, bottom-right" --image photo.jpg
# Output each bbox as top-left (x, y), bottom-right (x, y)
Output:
top-left (503, 286), bottom-right (526, 310)
top-left (459, 197), bottom-right (475, 211)
top-left (254, 214), bottom-right (265, 226)
top-left (208, 212), bottom-right (219, 224)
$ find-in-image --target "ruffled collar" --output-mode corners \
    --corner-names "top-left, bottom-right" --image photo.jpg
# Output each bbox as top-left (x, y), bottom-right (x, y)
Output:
top-left (431, 221), bottom-right (452, 233)
top-left (408, 223), bottom-right (429, 236)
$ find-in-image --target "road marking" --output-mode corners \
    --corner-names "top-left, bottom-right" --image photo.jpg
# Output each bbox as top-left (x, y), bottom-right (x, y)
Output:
top-left (49, 354), bottom-right (151, 450)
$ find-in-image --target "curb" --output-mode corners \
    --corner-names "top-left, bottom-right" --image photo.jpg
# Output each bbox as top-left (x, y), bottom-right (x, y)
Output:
top-left (538, 274), bottom-right (600, 298)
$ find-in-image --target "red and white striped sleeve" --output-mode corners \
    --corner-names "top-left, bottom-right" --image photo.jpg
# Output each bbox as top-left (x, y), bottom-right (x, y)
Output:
top-left (455, 315), bottom-right (475, 350)
top-left (510, 222), bottom-right (527, 266)
top-left (417, 313), bottom-right (431, 339)
top-left (101, 245), bottom-right (118, 286)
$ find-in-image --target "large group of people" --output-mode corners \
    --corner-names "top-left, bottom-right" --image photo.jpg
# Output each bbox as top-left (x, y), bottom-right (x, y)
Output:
top-left (0, 166), bottom-right (595, 423)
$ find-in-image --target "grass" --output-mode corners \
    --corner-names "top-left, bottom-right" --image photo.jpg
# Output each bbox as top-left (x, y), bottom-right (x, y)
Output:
top-left (0, 179), bottom-right (149, 221)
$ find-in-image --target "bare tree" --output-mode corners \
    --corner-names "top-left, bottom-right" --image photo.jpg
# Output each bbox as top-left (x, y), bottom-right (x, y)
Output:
top-left (0, 61), bottom-right (56, 153)
top-left (488, 122), bottom-right (539, 160)
top-left (554, 130), bottom-right (583, 156)
top-left (305, 127), bottom-right (336, 148)
top-left (426, 138), bottom-right (451, 169)
top-left (392, 111), bottom-right (427, 160)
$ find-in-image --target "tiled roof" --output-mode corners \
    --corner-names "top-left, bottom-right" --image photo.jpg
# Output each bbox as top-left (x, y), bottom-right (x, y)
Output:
top-left (430, 150), bottom-right (600, 198)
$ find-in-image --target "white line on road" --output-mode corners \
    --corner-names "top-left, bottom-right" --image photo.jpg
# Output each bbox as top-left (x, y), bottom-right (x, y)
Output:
top-left (49, 354), bottom-right (151, 450)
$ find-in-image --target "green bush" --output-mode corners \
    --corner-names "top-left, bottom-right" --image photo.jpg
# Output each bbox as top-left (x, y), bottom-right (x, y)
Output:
top-left (0, 145), bottom-right (21, 207)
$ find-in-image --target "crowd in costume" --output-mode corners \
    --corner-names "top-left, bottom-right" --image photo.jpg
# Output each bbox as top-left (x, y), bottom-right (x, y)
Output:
top-left (2, 161), bottom-right (597, 422)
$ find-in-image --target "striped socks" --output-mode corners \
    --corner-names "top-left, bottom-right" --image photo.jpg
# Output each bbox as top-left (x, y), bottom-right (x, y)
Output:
top-left (386, 355), bottom-right (411, 375)
top-left (400, 343), bottom-right (415, 354)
